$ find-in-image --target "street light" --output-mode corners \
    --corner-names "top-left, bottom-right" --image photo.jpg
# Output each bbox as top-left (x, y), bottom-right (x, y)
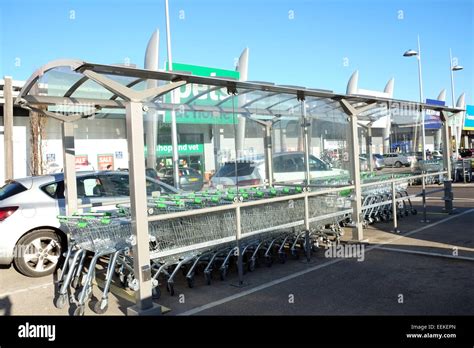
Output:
top-left (165, 0), bottom-right (180, 189)
top-left (403, 35), bottom-right (425, 161)
top-left (404, 36), bottom-right (430, 223)
top-left (449, 48), bottom-right (464, 159)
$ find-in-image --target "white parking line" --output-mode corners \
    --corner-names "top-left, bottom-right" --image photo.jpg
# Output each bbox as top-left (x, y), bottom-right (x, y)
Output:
top-left (375, 246), bottom-right (474, 261)
top-left (180, 208), bottom-right (474, 316)
top-left (0, 282), bottom-right (53, 298)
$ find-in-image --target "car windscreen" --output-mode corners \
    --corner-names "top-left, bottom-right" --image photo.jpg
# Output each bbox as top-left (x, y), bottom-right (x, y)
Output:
top-left (214, 163), bottom-right (255, 177)
top-left (180, 168), bottom-right (201, 176)
top-left (0, 181), bottom-right (27, 201)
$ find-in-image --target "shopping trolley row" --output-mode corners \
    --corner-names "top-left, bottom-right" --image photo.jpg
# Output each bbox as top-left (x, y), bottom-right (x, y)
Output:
top-left (54, 187), bottom-right (350, 315)
top-left (311, 173), bottom-right (417, 227)
top-left (360, 181), bottom-right (417, 225)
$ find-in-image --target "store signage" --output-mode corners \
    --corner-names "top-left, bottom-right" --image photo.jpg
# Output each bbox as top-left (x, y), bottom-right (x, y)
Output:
top-left (156, 143), bottom-right (204, 156)
top-left (75, 155), bottom-right (89, 166)
top-left (164, 62), bottom-right (239, 124)
top-left (97, 154), bottom-right (114, 170)
top-left (463, 105), bottom-right (474, 130)
top-left (46, 153), bottom-right (56, 163)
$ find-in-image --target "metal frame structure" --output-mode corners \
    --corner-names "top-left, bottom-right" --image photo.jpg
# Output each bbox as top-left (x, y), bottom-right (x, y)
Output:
top-left (14, 59), bottom-right (463, 314)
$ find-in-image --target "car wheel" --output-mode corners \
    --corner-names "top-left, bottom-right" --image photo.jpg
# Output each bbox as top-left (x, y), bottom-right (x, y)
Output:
top-left (394, 161), bottom-right (402, 168)
top-left (14, 229), bottom-right (63, 277)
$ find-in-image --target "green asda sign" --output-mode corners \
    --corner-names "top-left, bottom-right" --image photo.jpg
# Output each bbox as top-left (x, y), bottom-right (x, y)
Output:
top-left (157, 143), bottom-right (204, 156)
top-left (165, 62), bottom-right (239, 124)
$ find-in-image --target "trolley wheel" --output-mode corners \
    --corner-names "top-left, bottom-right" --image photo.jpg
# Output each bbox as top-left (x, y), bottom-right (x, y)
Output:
top-left (219, 266), bottom-right (228, 281)
top-left (93, 299), bottom-right (109, 315)
top-left (411, 209), bottom-right (417, 215)
top-left (186, 275), bottom-right (195, 288)
top-left (374, 216), bottom-right (381, 223)
top-left (367, 217), bottom-right (374, 224)
top-left (73, 305), bottom-right (85, 316)
top-left (119, 272), bottom-right (128, 288)
top-left (71, 276), bottom-right (81, 289)
top-left (166, 282), bottom-right (175, 296)
top-left (152, 286), bottom-right (161, 300)
top-left (204, 271), bottom-right (212, 285)
top-left (278, 252), bottom-right (287, 264)
top-left (54, 293), bottom-right (68, 309)
top-left (248, 258), bottom-right (256, 272)
top-left (291, 246), bottom-right (300, 258)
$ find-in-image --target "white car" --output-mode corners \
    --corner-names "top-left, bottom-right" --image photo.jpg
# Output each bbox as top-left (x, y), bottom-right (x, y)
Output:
top-left (0, 171), bottom-right (177, 277)
top-left (210, 152), bottom-right (347, 187)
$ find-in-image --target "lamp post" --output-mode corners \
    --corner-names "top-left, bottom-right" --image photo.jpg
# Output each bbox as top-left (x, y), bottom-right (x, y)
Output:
top-left (449, 48), bottom-right (464, 159)
top-left (165, 0), bottom-right (180, 189)
top-left (404, 35), bottom-right (429, 223)
top-left (403, 35), bottom-right (426, 161)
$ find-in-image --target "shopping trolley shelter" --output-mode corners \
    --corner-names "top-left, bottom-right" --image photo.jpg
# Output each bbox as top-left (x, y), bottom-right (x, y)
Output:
top-left (13, 59), bottom-right (463, 316)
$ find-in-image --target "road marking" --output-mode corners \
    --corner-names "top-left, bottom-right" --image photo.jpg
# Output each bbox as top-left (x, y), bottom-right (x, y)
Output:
top-left (180, 208), bottom-right (474, 316)
top-left (375, 246), bottom-right (474, 261)
top-left (179, 258), bottom-right (343, 316)
top-left (0, 282), bottom-right (53, 298)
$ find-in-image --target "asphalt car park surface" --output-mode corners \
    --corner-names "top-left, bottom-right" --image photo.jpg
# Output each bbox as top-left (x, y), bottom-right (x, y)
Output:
top-left (0, 185), bottom-right (473, 316)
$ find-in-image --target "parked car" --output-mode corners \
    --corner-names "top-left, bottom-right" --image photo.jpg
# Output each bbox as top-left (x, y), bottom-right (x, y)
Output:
top-left (0, 171), bottom-right (178, 277)
top-left (459, 149), bottom-right (472, 158)
top-left (360, 154), bottom-right (385, 171)
top-left (404, 152), bottom-right (421, 164)
top-left (382, 153), bottom-right (411, 167)
top-left (431, 150), bottom-right (443, 160)
top-left (157, 167), bottom-right (204, 191)
top-left (210, 152), bottom-right (347, 187)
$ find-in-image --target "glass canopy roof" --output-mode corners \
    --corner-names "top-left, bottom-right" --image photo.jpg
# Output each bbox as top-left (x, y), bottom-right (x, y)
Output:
top-left (15, 59), bottom-right (462, 124)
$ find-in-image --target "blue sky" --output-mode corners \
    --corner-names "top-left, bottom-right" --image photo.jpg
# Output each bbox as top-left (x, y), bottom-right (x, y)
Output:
top-left (0, 0), bottom-right (472, 105)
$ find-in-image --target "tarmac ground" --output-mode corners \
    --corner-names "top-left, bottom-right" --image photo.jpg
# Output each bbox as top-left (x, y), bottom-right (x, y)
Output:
top-left (0, 184), bottom-right (473, 316)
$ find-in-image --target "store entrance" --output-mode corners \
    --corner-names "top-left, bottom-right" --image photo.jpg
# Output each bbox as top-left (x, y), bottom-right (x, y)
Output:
top-left (158, 154), bottom-right (204, 174)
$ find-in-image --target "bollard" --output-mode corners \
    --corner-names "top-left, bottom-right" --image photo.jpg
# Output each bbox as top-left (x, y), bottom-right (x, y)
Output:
top-left (421, 174), bottom-right (429, 223)
top-left (443, 180), bottom-right (454, 214)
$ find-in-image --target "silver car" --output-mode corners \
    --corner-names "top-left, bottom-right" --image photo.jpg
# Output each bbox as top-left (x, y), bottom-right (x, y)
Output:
top-left (210, 152), bottom-right (347, 187)
top-left (360, 154), bottom-right (385, 171)
top-left (0, 171), bottom-right (177, 277)
top-left (382, 153), bottom-right (411, 168)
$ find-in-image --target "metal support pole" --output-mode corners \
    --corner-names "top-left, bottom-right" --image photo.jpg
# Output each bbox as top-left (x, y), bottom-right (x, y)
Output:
top-left (367, 126), bottom-right (373, 172)
top-left (348, 113), bottom-right (364, 241)
top-left (3, 76), bottom-right (14, 182)
top-left (441, 115), bottom-right (452, 180)
top-left (264, 124), bottom-right (273, 186)
top-left (61, 122), bottom-right (77, 215)
top-left (449, 49), bottom-right (460, 161)
top-left (304, 194), bottom-right (311, 262)
top-left (235, 205), bottom-right (244, 286)
top-left (170, 98), bottom-right (180, 189)
top-left (391, 181), bottom-right (400, 233)
top-left (125, 102), bottom-right (158, 315)
top-left (302, 100), bottom-right (312, 260)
